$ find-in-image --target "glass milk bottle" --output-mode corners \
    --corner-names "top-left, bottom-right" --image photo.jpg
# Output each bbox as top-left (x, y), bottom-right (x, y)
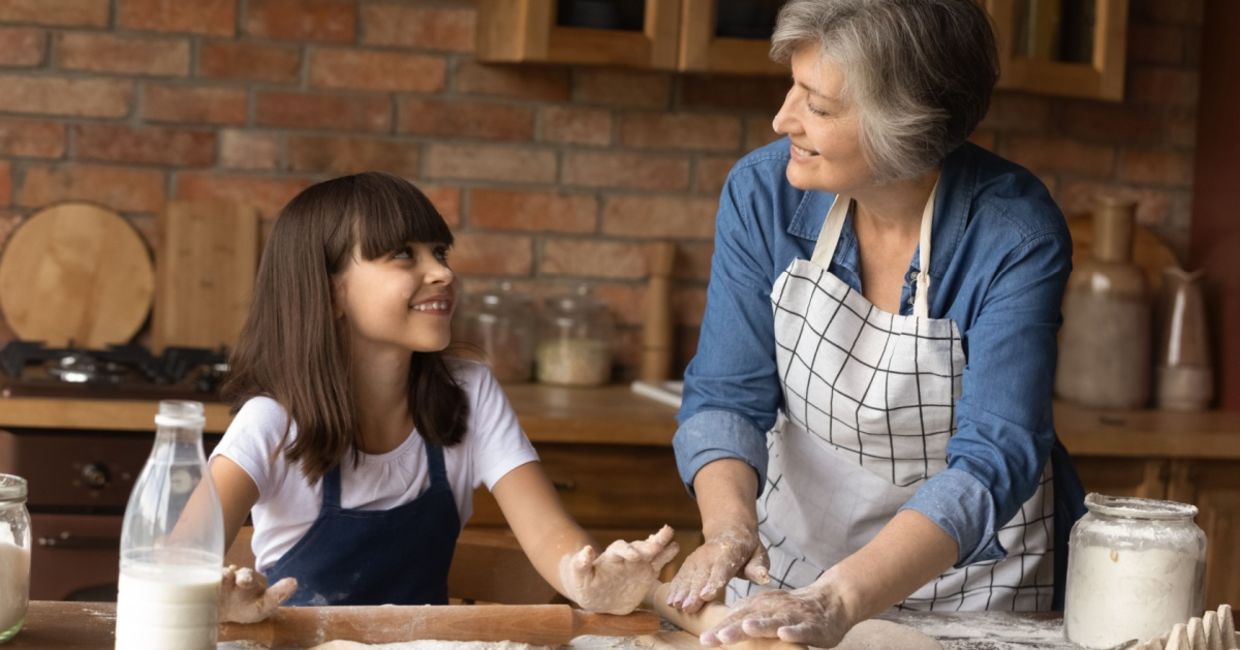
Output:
top-left (0, 475), bottom-right (30, 644)
top-left (116, 401), bottom-right (224, 650)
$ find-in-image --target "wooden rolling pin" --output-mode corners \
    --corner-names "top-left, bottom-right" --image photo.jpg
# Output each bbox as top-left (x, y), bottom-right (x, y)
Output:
top-left (218, 604), bottom-right (659, 647)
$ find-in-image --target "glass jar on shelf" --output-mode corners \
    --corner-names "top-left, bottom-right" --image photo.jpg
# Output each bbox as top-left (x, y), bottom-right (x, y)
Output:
top-left (454, 282), bottom-right (536, 383)
top-left (536, 285), bottom-right (615, 387)
top-left (1064, 493), bottom-right (1206, 649)
top-left (0, 474), bottom-right (30, 644)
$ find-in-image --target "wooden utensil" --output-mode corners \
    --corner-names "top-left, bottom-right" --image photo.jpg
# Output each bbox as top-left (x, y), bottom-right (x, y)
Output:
top-left (218, 604), bottom-right (660, 647)
top-left (0, 202), bottom-right (154, 348)
top-left (640, 241), bottom-right (677, 383)
top-left (151, 200), bottom-right (260, 353)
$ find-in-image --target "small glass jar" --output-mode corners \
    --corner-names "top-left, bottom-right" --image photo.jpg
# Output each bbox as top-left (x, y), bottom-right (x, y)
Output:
top-left (455, 282), bottom-right (536, 383)
top-left (1064, 493), bottom-right (1206, 649)
top-left (0, 474), bottom-right (31, 644)
top-left (536, 285), bottom-right (615, 386)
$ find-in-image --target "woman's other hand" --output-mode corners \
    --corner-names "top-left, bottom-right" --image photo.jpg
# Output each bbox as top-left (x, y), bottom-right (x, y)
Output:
top-left (700, 580), bottom-right (855, 648)
top-left (559, 525), bottom-right (680, 615)
top-left (665, 525), bottom-right (769, 613)
top-left (219, 565), bottom-right (298, 623)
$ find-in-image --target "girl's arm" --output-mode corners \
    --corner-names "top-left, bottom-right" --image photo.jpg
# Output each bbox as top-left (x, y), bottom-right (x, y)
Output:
top-left (491, 461), bottom-right (678, 614)
top-left (211, 456), bottom-right (260, 551)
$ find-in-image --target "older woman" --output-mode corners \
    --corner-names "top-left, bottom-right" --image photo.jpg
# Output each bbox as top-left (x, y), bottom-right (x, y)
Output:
top-left (667, 0), bottom-right (1086, 646)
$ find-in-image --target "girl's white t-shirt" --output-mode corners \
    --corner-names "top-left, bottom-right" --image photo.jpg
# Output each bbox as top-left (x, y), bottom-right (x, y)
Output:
top-left (210, 360), bottom-right (539, 570)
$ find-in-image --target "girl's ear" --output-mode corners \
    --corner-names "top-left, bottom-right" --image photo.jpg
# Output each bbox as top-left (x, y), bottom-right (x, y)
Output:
top-left (331, 274), bottom-right (348, 320)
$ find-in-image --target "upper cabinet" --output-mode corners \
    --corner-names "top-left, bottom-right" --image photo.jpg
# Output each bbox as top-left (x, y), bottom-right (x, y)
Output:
top-left (477, 0), bottom-right (1129, 100)
top-left (986, 0), bottom-right (1129, 101)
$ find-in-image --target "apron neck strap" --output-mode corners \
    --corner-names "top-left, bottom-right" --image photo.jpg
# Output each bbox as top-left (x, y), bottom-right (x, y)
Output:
top-left (808, 180), bottom-right (940, 318)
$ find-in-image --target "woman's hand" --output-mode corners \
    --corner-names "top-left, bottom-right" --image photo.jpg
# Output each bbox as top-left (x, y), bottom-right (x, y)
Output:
top-left (218, 565), bottom-right (298, 623)
top-left (666, 525), bottom-right (769, 613)
top-left (559, 525), bottom-right (680, 615)
top-left (699, 580), bottom-right (857, 648)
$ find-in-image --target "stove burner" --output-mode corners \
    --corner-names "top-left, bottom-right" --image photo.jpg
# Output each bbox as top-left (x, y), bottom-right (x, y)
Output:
top-left (0, 340), bottom-right (229, 396)
top-left (47, 353), bottom-right (127, 384)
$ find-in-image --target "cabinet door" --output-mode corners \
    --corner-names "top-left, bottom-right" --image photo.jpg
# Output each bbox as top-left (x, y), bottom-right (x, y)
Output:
top-left (1167, 460), bottom-right (1240, 609)
top-left (985, 0), bottom-right (1129, 101)
top-left (678, 0), bottom-right (785, 74)
top-left (477, 0), bottom-right (680, 69)
top-left (1072, 457), bottom-right (1168, 499)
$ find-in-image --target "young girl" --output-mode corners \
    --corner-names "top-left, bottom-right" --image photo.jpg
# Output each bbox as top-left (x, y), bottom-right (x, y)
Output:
top-left (209, 172), bottom-right (677, 622)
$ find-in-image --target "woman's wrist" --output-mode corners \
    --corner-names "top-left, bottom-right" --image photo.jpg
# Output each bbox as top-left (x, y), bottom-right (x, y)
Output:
top-left (812, 565), bottom-right (867, 629)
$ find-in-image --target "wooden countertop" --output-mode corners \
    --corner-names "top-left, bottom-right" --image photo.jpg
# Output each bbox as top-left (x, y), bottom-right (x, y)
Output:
top-left (6, 601), bottom-right (1077, 649)
top-left (2, 385), bottom-right (1239, 458)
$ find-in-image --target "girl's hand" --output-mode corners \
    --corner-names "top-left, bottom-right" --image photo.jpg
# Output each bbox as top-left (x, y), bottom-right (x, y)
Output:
top-left (666, 525), bottom-right (769, 613)
top-left (559, 525), bottom-right (680, 615)
top-left (699, 580), bottom-right (855, 648)
top-left (219, 565), bottom-right (298, 623)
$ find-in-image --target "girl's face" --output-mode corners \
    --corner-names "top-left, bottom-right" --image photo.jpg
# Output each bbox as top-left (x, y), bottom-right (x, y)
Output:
top-left (771, 45), bottom-right (874, 194)
top-left (333, 240), bottom-right (455, 354)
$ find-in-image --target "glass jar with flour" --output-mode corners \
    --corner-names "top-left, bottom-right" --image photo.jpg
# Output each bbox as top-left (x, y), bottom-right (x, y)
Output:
top-left (0, 474), bottom-right (30, 644)
top-left (536, 285), bottom-right (614, 386)
top-left (1064, 493), bottom-right (1206, 649)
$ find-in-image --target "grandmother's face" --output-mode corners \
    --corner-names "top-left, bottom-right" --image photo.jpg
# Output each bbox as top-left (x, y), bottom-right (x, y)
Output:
top-left (772, 46), bottom-right (872, 194)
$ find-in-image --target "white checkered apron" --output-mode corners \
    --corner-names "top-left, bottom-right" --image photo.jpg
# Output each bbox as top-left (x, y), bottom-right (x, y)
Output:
top-left (727, 187), bottom-right (1055, 611)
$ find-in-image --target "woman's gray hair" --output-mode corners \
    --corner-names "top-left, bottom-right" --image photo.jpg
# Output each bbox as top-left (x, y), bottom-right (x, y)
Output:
top-left (771, 0), bottom-right (998, 181)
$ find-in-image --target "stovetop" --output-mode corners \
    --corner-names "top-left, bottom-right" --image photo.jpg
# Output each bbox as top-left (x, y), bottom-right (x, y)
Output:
top-left (0, 340), bottom-right (228, 401)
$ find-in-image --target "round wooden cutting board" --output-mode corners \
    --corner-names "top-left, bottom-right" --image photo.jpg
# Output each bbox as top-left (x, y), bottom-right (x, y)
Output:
top-left (0, 202), bottom-right (155, 348)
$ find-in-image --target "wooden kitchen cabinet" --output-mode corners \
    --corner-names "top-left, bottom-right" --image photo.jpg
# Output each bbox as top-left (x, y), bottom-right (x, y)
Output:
top-left (677, 0), bottom-right (785, 74)
top-left (1167, 461), bottom-right (1240, 610)
top-left (476, 0), bottom-right (681, 69)
top-left (1073, 457), bottom-right (1168, 499)
top-left (985, 0), bottom-right (1129, 101)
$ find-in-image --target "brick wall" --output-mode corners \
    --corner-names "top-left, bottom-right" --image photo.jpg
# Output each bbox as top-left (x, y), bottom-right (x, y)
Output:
top-left (0, 0), bottom-right (1202, 379)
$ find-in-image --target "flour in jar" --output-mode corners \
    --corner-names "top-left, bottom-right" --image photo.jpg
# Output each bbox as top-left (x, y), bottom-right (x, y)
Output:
top-left (0, 540), bottom-right (29, 633)
top-left (1065, 545), bottom-right (1201, 648)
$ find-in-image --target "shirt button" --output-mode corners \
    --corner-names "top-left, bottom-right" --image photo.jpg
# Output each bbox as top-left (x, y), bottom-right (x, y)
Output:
top-left (907, 294), bottom-right (915, 305)
top-left (906, 270), bottom-right (918, 283)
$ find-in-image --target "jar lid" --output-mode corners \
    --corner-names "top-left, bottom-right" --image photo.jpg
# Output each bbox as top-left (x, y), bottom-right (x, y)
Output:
top-left (546, 284), bottom-right (604, 313)
top-left (0, 474), bottom-right (27, 501)
top-left (1084, 492), bottom-right (1198, 521)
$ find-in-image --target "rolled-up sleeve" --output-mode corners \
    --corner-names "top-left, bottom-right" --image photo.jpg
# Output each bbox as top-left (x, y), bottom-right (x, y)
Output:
top-left (673, 166), bottom-right (784, 497)
top-left (900, 224), bottom-right (1072, 566)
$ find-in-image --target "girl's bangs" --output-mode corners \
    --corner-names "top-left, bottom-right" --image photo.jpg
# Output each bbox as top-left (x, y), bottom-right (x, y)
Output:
top-left (349, 173), bottom-right (454, 260)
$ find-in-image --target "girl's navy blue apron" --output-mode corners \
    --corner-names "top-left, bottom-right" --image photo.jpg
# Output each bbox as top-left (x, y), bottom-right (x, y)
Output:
top-left (265, 442), bottom-right (459, 606)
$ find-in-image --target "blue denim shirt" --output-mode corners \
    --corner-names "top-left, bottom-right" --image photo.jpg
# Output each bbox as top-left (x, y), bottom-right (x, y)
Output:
top-left (674, 137), bottom-right (1073, 567)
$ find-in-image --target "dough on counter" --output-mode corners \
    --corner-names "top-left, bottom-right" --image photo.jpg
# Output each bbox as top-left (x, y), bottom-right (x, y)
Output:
top-left (832, 619), bottom-right (943, 650)
top-left (307, 641), bottom-right (550, 650)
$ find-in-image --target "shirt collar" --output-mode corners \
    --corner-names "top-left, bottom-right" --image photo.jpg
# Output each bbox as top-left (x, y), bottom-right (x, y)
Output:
top-left (785, 142), bottom-right (980, 280)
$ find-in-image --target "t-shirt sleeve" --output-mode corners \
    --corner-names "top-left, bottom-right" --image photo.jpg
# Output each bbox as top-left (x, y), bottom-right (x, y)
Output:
top-left (209, 397), bottom-right (291, 500)
top-left (463, 363), bottom-right (539, 491)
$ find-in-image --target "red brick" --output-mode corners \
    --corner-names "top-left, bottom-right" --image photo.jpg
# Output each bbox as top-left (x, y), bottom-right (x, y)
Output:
top-left (0, 0), bottom-right (108, 27)
top-left (73, 124), bottom-right (215, 167)
top-left (55, 32), bottom-right (190, 76)
top-left (425, 144), bottom-right (555, 184)
top-left (144, 84), bottom-right (247, 124)
top-left (1164, 107), bottom-right (1197, 148)
top-left (1127, 24), bottom-right (1187, 65)
top-left (219, 130), bottom-right (280, 170)
top-left (0, 74), bottom-right (131, 118)
top-left (1143, 0), bottom-right (1203, 26)
top-left (19, 164), bottom-right (166, 212)
top-left (540, 239), bottom-right (646, 280)
top-left (673, 287), bottom-right (707, 326)
top-left (1057, 181), bottom-right (1175, 226)
top-left (745, 115), bottom-right (781, 150)
top-left (176, 173), bottom-right (311, 217)
top-left (421, 185), bottom-right (461, 226)
top-left (968, 130), bottom-right (996, 151)
top-left (0, 210), bottom-right (23, 248)
top-left (0, 118), bottom-right (65, 157)
top-left (675, 241), bottom-right (713, 281)
top-left (0, 28), bottom-right (45, 66)
top-left (244, 0), bottom-right (357, 43)
top-left (621, 113), bottom-right (742, 152)
top-left (562, 151), bottom-right (690, 191)
top-left (310, 49), bottom-right (445, 92)
top-left (118, 0), bottom-right (235, 36)
top-left (1059, 102), bottom-right (1164, 145)
top-left (980, 93), bottom-right (1053, 131)
top-left (198, 41), bottom-right (301, 83)
top-left (602, 195), bottom-right (718, 239)
top-left (456, 61), bottom-right (570, 102)
top-left (255, 91), bottom-right (391, 132)
top-left (680, 76), bottom-right (788, 111)
top-left (1128, 67), bottom-right (1199, 107)
top-left (540, 106), bottom-right (611, 146)
top-left (469, 189), bottom-right (597, 233)
top-left (695, 155), bottom-right (736, 195)
top-left (0, 161), bottom-right (10, 205)
top-left (397, 98), bottom-right (533, 140)
top-left (450, 232), bottom-right (532, 275)
top-left (1118, 149), bottom-right (1195, 186)
top-left (361, 4), bottom-right (475, 52)
top-left (286, 135), bottom-right (420, 177)
top-left (1001, 135), bottom-right (1115, 177)
top-left (591, 283), bottom-right (644, 326)
top-left (573, 69), bottom-right (671, 108)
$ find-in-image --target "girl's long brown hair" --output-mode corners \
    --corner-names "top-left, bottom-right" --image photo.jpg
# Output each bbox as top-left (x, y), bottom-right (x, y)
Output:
top-left (223, 172), bottom-right (469, 482)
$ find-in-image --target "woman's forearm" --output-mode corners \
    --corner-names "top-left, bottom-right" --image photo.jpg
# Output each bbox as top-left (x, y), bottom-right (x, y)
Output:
top-left (692, 458), bottom-right (760, 536)
top-left (821, 509), bottom-right (959, 624)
